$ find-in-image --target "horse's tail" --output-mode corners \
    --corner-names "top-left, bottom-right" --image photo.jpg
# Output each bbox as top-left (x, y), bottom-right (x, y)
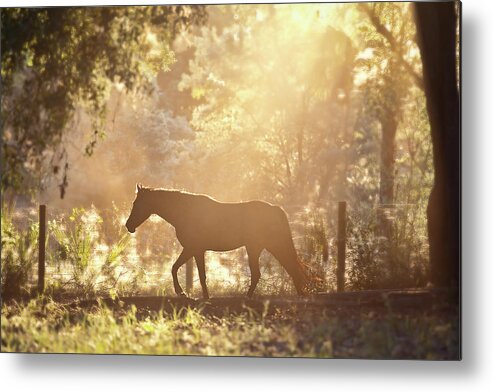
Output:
top-left (266, 206), bottom-right (312, 295)
top-left (296, 256), bottom-right (325, 295)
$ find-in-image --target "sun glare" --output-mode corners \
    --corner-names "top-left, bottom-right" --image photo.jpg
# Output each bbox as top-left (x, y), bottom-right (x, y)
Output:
top-left (2, 2), bottom-right (460, 359)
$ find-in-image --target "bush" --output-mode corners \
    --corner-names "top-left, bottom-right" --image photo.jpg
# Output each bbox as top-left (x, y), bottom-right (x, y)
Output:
top-left (48, 207), bottom-right (140, 298)
top-left (346, 206), bottom-right (429, 290)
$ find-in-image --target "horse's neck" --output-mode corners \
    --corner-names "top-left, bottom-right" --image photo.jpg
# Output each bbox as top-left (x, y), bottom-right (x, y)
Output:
top-left (151, 190), bottom-right (184, 227)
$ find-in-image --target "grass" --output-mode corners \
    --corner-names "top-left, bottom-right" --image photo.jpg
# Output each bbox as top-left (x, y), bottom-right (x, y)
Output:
top-left (1, 298), bottom-right (459, 359)
top-left (1, 204), bottom-right (458, 359)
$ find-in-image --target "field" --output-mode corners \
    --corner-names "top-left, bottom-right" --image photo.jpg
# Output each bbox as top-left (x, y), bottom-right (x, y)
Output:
top-left (1, 291), bottom-right (460, 359)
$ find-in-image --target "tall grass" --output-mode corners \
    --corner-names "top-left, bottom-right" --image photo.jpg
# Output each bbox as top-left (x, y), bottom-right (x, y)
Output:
top-left (1, 298), bottom-right (459, 359)
top-left (1, 204), bottom-right (39, 298)
top-left (2, 200), bottom-right (431, 299)
top-left (46, 207), bottom-right (145, 298)
top-left (346, 205), bottom-right (429, 290)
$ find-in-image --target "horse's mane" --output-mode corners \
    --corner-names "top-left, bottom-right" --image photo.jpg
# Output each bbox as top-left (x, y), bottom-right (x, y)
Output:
top-left (139, 186), bottom-right (193, 195)
top-left (139, 186), bottom-right (220, 201)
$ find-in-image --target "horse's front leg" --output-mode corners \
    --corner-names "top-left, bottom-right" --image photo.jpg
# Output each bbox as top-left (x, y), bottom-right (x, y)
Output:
top-left (171, 249), bottom-right (193, 297)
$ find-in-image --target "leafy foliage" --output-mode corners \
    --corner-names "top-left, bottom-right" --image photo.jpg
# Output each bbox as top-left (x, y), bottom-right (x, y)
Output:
top-left (3, 3), bottom-right (435, 295)
top-left (346, 206), bottom-right (429, 290)
top-left (0, 3), bottom-right (459, 361)
top-left (1, 6), bottom-right (206, 195)
top-left (47, 207), bottom-right (141, 298)
top-left (1, 204), bottom-right (38, 298)
top-left (177, 5), bottom-right (358, 204)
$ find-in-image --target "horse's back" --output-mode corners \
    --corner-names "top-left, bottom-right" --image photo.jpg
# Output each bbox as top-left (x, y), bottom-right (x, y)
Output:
top-left (176, 195), bottom-right (287, 251)
top-left (192, 197), bottom-right (280, 232)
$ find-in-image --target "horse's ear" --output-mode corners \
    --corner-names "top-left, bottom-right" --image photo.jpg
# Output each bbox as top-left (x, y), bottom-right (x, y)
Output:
top-left (136, 183), bottom-right (142, 193)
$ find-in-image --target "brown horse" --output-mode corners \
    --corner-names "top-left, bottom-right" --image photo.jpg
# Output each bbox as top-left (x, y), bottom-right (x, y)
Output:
top-left (125, 184), bottom-right (307, 298)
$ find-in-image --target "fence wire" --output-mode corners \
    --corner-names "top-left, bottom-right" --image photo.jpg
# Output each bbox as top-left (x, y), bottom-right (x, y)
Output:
top-left (3, 201), bottom-right (429, 296)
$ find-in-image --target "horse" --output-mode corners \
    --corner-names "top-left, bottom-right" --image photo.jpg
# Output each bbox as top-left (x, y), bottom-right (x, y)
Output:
top-left (125, 184), bottom-right (307, 299)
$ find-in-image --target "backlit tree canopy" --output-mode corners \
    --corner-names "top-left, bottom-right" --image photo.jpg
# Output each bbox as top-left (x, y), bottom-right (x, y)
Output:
top-left (1, 6), bottom-right (206, 195)
top-left (0, 3), bottom-right (461, 362)
top-left (1, 3), bottom-right (460, 291)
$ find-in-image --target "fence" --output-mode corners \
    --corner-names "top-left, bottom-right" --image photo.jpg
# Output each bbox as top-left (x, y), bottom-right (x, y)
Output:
top-left (32, 202), bottom-right (348, 294)
top-left (4, 200), bottom-right (429, 297)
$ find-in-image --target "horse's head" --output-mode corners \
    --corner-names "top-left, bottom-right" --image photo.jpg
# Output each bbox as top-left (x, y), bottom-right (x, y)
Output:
top-left (125, 183), bottom-right (152, 233)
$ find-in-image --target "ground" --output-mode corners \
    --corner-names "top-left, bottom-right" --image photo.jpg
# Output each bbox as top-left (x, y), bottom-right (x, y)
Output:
top-left (1, 289), bottom-right (460, 359)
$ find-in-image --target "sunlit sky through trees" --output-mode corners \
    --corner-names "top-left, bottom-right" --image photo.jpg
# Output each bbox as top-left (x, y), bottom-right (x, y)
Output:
top-left (7, 2), bottom-right (427, 221)
top-left (0, 3), bottom-right (462, 360)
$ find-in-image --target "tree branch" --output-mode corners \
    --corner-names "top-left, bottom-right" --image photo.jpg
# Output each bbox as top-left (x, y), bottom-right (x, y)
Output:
top-left (360, 3), bottom-right (424, 91)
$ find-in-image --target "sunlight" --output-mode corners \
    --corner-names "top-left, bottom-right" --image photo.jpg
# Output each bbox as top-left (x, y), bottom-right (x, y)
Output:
top-left (148, 214), bottom-right (162, 223)
top-left (127, 236), bottom-right (140, 265)
top-left (280, 3), bottom-right (339, 33)
top-left (206, 251), bottom-right (245, 288)
top-left (1, 2), bottom-right (460, 360)
top-left (119, 214), bottom-right (127, 226)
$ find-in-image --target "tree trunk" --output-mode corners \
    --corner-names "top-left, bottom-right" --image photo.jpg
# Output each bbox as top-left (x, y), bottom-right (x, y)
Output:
top-left (377, 115), bottom-right (398, 243)
top-left (414, 2), bottom-right (460, 287)
top-left (379, 116), bottom-right (397, 207)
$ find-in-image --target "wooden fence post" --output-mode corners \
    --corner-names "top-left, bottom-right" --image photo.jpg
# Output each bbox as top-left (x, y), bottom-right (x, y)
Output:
top-left (337, 201), bottom-right (347, 292)
top-left (186, 259), bottom-right (193, 294)
top-left (38, 204), bottom-right (46, 294)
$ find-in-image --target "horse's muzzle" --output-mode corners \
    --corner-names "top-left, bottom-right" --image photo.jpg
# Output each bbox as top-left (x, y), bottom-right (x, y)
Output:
top-left (125, 222), bottom-right (135, 233)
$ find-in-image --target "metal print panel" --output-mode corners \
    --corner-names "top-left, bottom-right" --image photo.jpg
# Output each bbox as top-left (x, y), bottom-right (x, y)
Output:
top-left (0, 1), bottom-right (461, 359)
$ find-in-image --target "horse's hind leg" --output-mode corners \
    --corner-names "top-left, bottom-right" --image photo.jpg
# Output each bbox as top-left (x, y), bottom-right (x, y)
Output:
top-left (246, 247), bottom-right (262, 298)
top-left (194, 252), bottom-right (209, 299)
top-left (171, 249), bottom-right (193, 297)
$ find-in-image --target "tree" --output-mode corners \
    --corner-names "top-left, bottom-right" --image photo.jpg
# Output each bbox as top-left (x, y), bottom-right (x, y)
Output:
top-left (414, 1), bottom-right (460, 287)
top-left (357, 3), bottom-right (422, 231)
top-left (178, 5), bottom-right (357, 205)
top-left (1, 6), bottom-right (206, 197)
top-left (40, 88), bottom-right (197, 209)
